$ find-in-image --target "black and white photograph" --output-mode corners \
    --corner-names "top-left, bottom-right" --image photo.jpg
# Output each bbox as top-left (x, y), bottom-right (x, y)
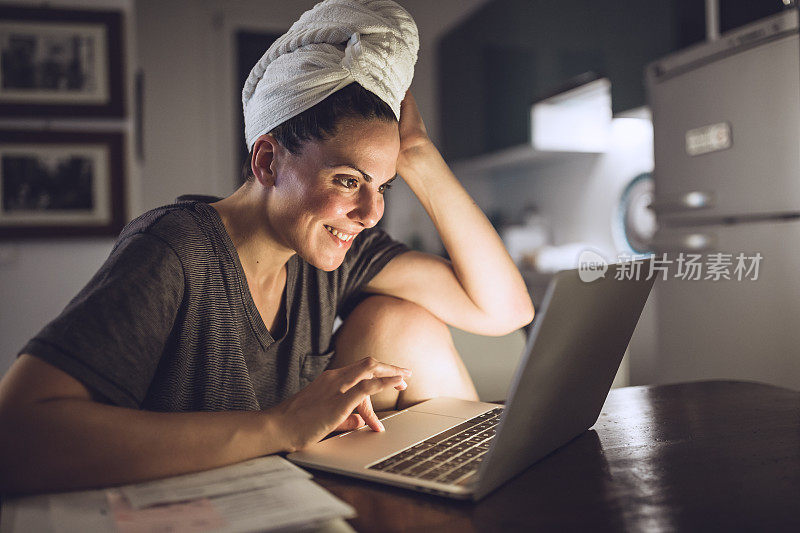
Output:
top-left (0, 6), bottom-right (123, 117)
top-left (0, 130), bottom-right (125, 237)
top-left (3, 148), bottom-right (97, 212)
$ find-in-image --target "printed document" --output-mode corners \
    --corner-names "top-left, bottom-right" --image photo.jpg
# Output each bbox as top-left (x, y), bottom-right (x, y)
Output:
top-left (0, 456), bottom-right (355, 533)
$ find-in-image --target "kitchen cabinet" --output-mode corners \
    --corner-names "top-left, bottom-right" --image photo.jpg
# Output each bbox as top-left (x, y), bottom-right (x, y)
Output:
top-left (438, 0), bottom-right (788, 161)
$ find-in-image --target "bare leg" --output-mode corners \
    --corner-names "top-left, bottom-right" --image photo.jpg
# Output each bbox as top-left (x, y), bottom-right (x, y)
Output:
top-left (330, 295), bottom-right (479, 411)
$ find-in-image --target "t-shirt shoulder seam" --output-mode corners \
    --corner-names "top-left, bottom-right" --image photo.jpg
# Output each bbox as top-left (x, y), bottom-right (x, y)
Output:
top-left (118, 204), bottom-right (199, 242)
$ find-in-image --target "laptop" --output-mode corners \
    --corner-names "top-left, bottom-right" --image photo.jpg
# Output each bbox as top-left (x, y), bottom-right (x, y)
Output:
top-left (288, 261), bottom-right (655, 500)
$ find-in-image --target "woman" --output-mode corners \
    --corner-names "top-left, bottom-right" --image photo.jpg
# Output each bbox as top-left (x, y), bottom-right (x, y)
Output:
top-left (0, 0), bottom-right (533, 493)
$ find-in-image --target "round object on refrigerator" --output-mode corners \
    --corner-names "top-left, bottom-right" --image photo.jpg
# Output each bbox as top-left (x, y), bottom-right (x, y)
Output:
top-left (614, 172), bottom-right (656, 255)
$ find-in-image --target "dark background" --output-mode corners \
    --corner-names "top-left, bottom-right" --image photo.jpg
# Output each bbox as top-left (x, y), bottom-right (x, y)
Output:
top-left (438, 0), bottom-right (790, 160)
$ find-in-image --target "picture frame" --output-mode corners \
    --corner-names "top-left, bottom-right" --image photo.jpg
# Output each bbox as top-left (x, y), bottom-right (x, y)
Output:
top-left (0, 130), bottom-right (126, 238)
top-left (0, 5), bottom-right (124, 117)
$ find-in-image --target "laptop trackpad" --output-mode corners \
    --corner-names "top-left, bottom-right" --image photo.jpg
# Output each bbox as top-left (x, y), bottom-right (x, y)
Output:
top-left (290, 411), bottom-right (463, 470)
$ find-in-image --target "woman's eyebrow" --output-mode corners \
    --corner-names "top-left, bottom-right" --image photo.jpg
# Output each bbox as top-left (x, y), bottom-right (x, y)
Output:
top-left (326, 162), bottom-right (373, 182)
top-left (326, 162), bottom-right (397, 184)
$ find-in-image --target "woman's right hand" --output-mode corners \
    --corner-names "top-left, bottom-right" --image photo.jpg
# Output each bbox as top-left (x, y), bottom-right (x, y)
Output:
top-left (271, 357), bottom-right (411, 452)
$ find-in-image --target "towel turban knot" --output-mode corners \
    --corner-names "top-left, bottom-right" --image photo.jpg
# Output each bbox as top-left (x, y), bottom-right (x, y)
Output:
top-left (242, 0), bottom-right (419, 151)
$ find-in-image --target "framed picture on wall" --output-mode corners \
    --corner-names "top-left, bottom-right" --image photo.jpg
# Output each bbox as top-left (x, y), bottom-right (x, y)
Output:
top-left (0, 5), bottom-right (124, 117)
top-left (0, 130), bottom-right (125, 238)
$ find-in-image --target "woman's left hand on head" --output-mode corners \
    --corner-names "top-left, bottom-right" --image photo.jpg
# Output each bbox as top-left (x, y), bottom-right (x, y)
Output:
top-left (397, 90), bottom-right (433, 163)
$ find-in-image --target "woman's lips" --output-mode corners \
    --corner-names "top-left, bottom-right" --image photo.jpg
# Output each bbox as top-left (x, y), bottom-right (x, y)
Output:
top-left (324, 224), bottom-right (356, 243)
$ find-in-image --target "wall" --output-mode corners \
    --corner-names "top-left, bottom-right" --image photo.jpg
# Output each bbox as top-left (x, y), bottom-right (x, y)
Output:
top-left (0, 0), bottom-right (138, 374)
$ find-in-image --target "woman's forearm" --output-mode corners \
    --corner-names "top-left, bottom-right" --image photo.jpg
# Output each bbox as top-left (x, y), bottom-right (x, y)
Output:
top-left (398, 142), bottom-right (535, 331)
top-left (0, 398), bottom-right (285, 493)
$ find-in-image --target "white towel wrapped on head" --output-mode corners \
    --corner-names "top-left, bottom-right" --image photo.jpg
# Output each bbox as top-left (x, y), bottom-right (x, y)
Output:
top-left (242, 0), bottom-right (419, 151)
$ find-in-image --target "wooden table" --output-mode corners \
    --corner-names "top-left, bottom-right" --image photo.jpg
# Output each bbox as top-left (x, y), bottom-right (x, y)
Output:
top-left (313, 381), bottom-right (800, 532)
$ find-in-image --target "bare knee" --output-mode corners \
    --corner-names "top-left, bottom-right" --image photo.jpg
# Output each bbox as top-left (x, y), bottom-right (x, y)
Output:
top-left (340, 295), bottom-right (449, 343)
top-left (332, 295), bottom-right (477, 409)
top-left (333, 295), bottom-right (453, 369)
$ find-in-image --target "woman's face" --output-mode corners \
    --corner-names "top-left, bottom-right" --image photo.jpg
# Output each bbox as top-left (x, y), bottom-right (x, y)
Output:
top-left (266, 115), bottom-right (400, 271)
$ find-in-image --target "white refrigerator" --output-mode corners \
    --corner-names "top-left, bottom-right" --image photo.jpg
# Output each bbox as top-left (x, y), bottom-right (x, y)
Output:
top-left (645, 9), bottom-right (800, 390)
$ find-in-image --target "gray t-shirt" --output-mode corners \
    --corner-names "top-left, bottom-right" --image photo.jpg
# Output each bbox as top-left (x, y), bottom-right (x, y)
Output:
top-left (21, 200), bottom-right (408, 412)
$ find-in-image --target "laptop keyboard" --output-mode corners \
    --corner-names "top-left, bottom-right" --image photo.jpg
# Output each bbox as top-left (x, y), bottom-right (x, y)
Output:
top-left (368, 407), bottom-right (503, 485)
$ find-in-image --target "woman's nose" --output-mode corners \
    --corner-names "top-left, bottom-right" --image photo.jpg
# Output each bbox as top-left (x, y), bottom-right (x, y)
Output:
top-left (351, 189), bottom-right (383, 228)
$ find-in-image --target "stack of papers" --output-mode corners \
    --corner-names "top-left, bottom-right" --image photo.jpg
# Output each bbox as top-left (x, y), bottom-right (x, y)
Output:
top-left (0, 456), bottom-right (355, 533)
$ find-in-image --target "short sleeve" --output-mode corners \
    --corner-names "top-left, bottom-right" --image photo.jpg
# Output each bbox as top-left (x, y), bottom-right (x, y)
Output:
top-left (336, 226), bottom-right (409, 317)
top-left (20, 233), bottom-right (185, 408)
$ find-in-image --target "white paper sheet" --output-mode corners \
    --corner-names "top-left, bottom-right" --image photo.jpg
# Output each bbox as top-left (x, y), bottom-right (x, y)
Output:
top-left (1, 490), bottom-right (116, 533)
top-left (0, 494), bottom-right (52, 533)
top-left (1, 456), bottom-right (356, 533)
top-left (120, 455), bottom-right (310, 509)
top-left (49, 489), bottom-right (117, 533)
top-left (110, 481), bottom-right (355, 533)
top-left (204, 480), bottom-right (355, 533)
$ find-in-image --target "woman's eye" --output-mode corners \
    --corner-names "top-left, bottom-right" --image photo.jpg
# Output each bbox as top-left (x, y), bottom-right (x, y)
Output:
top-left (336, 176), bottom-right (358, 188)
top-left (378, 183), bottom-right (392, 194)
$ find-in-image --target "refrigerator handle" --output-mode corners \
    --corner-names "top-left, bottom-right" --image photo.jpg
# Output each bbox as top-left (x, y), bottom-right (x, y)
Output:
top-left (651, 230), bottom-right (717, 253)
top-left (651, 190), bottom-right (715, 214)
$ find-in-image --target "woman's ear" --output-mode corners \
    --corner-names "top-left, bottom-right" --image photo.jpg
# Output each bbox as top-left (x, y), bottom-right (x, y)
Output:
top-left (251, 135), bottom-right (279, 187)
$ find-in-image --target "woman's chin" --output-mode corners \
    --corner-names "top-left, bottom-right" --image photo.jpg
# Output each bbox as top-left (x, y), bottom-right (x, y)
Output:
top-left (302, 251), bottom-right (346, 272)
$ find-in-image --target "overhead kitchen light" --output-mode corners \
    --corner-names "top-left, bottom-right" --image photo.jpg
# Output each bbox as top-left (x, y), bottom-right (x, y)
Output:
top-left (530, 76), bottom-right (612, 153)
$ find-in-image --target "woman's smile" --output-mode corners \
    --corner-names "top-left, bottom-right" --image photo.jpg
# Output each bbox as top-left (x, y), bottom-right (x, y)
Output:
top-left (323, 224), bottom-right (357, 248)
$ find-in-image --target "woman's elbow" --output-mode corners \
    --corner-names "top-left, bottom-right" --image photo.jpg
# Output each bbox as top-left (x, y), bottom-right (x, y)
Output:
top-left (520, 294), bottom-right (535, 325)
top-left (483, 299), bottom-right (535, 336)
top-left (508, 305), bottom-right (535, 334)
top-left (508, 293), bottom-right (535, 331)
